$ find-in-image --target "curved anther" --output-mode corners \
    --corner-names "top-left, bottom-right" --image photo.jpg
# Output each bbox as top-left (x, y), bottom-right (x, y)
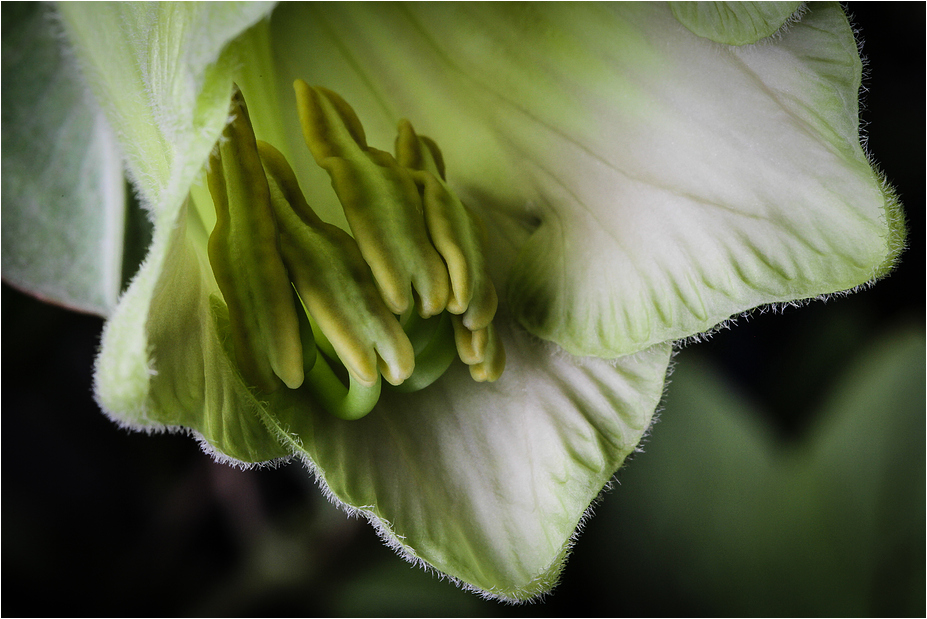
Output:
top-left (395, 120), bottom-right (499, 331)
top-left (206, 85), bottom-right (303, 392)
top-left (468, 323), bottom-right (506, 383)
top-left (206, 83), bottom-right (505, 403)
top-left (294, 80), bottom-right (450, 319)
top-left (449, 315), bottom-right (505, 382)
top-left (450, 315), bottom-right (488, 365)
top-left (258, 140), bottom-right (415, 387)
top-left (395, 120), bottom-right (504, 380)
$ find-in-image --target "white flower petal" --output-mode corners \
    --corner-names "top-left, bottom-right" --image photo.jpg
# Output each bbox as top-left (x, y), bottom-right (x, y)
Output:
top-left (669, 1), bottom-right (803, 45)
top-left (269, 325), bottom-right (672, 601)
top-left (251, 201), bottom-right (674, 599)
top-left (266, 3), bottom-right (903, 358)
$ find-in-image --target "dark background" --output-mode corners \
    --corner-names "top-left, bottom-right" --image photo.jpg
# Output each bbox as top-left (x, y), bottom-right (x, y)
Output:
top-left (3, 3), bottom-right (923, 616)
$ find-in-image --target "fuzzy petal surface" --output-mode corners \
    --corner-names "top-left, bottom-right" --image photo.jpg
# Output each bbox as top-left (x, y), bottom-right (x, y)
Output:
top-left (2, 3), bottom-right (124, 315)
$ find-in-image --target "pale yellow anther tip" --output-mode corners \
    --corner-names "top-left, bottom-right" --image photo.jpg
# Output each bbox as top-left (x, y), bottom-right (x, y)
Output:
top-left (294, 79), bottom-right (368, 157)
top-left (451, 315), bottom-right (487, 365)
top-left (461, 281), bottom-right (498, 333)
top-left (342, 356), bottom-right (379, 389)
top-left (416, 289), bottom-right (449, 320)
top-left (395, 119), bottom-right (446, 179)
top-left (276, 366), bottom-right (305, 391)
top-left (469, 323), bottom-right (504, 382)
top-left (395, 119), bottom-right (423, 171)
top-left (377, 350), bottom-right (415, 387)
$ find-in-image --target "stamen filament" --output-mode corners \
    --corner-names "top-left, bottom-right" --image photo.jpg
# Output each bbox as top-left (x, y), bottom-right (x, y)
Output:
top-left (303, 352), bottom-right (382, 421)
top-left (390, 312), bottom-right (457, 393)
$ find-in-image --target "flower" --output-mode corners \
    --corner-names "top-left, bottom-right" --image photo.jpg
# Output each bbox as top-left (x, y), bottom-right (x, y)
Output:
top-left (1, 1), bottom-right (904, 602)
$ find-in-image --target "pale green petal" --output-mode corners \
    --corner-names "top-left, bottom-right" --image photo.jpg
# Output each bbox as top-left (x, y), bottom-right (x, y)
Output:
top-left (111, 193), bottom-right (290, 463)
top-left (162, 156), bottom-right (670, 596)
top-left (148, 121), bottom-right (671, 600)
top-left (52, 5), bottom-right (673, 599)
top-left (56, 2), bottom-right (274, 211)
top-left (268, 325), bottom-right (672, 601)
top-left (254, 205), bottom-right (672, 599)
top-left (1, 3), bottom-right (124, 315)
top-left (669, 1), bottom-right (802, 45)
top-left (266, 3), bottom-right (902, 358)
top-left (40, 0), bottom-right (900, 603)
top-left (54, 2), bottom-right (276, 432)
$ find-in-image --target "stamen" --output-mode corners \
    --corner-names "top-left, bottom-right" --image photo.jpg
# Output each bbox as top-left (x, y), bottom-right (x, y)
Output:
top-left (450, 316), bottom-right (505, 382)
top-left (395, 120), bottom-right (498, 330)
top-left (206, 85), bottom-right (303, 392)
top-left (395, 120), bottom-right (504, 381)
top-left (293, 81), bottom-right (450, 318)
top-left (205, 83), bottom-right (505, 415)
top-left (468, 323), bottom-right (506, 383)
top-left (298, 295), bottom-right (381, 420)
top-left (450, 315), bottom-right (488, 365)
top-left (259, 140), bottom-right (415, 388)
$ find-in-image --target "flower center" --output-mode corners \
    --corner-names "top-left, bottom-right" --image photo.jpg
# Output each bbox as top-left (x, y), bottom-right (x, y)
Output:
top-left (205, 83), bottom-right (504, 420)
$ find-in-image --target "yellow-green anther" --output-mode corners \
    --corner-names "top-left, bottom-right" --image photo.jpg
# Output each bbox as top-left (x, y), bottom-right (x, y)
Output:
top-left (206, 85), bottom-right (303, 393)
top-left (293, 80), bottom-right (450, 319)
top-left (298, 295), bottom-right (382, 421)
top-left (258, 140), bottom-right (415, 388)
top-left (395, 120), bottom-right (498, 332)
top-left (394, 118), bottom-right (504, 380)
top-left (468, 323), bottom-right (506, 383)
top-left (450, 315), bottom-right (488, 366)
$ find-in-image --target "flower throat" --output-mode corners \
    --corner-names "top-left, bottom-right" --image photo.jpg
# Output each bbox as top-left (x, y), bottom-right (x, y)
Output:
top-left (205, 82), bottom-right (504, 420)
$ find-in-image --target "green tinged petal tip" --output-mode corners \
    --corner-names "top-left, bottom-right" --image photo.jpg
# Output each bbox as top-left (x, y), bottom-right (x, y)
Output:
top-left (669, 1), bottom-right (803, 46)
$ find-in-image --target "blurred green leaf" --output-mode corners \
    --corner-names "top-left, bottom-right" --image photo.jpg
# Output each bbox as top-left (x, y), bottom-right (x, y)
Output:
top-left (599, 323), bottom-right (925, 616)
top-left (1, 2), bottom-right (126, 315)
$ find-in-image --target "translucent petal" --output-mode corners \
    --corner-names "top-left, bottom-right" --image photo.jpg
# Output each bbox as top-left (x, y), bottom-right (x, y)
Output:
top-left (267, 2), bottom-right (903, 358)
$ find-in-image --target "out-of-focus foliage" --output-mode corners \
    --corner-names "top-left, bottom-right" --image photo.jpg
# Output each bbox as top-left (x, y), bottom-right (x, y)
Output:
top-left (588, 324), bottom-right (925, 617)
